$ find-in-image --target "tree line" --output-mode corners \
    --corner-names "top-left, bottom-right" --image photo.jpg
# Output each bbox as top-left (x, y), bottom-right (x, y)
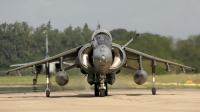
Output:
top-left (0, 21), bottom-right (199, 74)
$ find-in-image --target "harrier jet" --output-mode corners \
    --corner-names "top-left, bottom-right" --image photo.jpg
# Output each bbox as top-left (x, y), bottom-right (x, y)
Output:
top-left (6, 29), bottom-right (195, 97)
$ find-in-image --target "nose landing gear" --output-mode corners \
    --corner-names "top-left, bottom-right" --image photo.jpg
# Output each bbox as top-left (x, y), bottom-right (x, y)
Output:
top-left (94, 74), bottom-right (108, 97)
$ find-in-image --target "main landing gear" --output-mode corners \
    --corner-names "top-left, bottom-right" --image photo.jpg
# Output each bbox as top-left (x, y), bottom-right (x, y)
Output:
top-left (94, 74), bottom-right (108, 97)
top-left (94, 84), bottom-right (99, 96)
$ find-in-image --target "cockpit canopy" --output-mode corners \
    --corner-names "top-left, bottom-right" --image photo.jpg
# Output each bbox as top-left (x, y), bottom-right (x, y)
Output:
top-left (91, 29), bottom-right (112, 48)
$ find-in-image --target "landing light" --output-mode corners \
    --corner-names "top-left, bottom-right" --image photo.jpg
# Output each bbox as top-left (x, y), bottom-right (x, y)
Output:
top-left (101, 55), bottom-right (106, 60)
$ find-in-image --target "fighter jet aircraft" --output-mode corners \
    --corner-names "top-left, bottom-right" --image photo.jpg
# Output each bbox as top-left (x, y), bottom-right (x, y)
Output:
top-left (6, 29), bottom-right (195, 97)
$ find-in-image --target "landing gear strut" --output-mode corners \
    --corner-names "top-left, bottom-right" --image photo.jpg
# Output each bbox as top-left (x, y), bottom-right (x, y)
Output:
top-left (151, 60), bottom-right (156, 95)
top-left (45, 62), bottom-right (50, 97)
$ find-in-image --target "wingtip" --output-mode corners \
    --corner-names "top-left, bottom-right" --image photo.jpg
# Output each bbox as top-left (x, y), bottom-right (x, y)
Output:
top-left (191, 68), bottom-right (195, 72)
top-left (5, 71), bottom-right (9, 75)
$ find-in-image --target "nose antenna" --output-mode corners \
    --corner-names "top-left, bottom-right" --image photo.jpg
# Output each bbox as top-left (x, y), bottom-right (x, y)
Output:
top-left (97, 22), bottom-right (100, 30)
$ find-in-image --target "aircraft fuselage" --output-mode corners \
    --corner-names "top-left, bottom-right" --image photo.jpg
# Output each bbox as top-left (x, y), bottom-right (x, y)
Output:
top-left (93, 45), bottom-right (113, 74)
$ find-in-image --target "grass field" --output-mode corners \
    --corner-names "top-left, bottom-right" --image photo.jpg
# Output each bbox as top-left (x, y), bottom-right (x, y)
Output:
top-left (0, 74), bottom-right (199, 90)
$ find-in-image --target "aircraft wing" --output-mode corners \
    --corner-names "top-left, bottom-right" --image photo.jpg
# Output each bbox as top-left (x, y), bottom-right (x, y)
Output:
top-left (6, 46), bottom-right (82, 74)
top-left (10, 63), bottom-right (29, 67)
top-left (124, 47), bottom-right (195, 71)
top-left (10, 61), bottom-right (37, 68)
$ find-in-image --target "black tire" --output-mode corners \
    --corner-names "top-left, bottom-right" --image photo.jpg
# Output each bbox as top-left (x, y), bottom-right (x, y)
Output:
top-left (94, 84), bottom-right (99, 96)
top-left (100, 89), bottom-right (105, 97)
top-left (105, 83), bottom-right (108, 96)
top-left (152, 87), bottom-right (156, 95)
top-left (46, 90), bottom-right (50, 97)
top-left (33, 78), bottom-right (37, 85)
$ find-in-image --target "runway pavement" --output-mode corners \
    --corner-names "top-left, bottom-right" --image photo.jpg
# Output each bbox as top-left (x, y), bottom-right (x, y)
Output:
top-left (0, 89), bottom-right (199, 112)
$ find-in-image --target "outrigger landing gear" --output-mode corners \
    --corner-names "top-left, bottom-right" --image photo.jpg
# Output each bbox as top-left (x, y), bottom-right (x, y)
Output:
top-left (45, 89), bottom-right (50, 97)
top-left (45, 62), bottom-right (51, 97)
top-left (33, 78), bottom-right (37, 85)
top-left (151, 60), bottom-right (156, 95)
top-left (33, 72), bottom-right (38, 91)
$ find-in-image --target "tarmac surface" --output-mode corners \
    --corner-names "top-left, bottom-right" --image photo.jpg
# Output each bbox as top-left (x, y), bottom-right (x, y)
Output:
top-left (0, 89), bottom-right (199, 112)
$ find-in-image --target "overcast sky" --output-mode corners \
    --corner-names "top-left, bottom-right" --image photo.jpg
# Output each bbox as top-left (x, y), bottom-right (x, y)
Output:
top-left (1, 0), bottom-right (200, 39)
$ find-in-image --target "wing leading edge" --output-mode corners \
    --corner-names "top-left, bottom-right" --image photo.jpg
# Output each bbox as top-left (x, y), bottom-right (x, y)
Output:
top-left (125, 47), bottom-right (195, 71)
top-left (6, 46), bottom-right (83, 74)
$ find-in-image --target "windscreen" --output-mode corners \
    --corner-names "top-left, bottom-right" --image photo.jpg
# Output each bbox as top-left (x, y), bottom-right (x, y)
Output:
top-left (93, 33), bottom-right (111, 48)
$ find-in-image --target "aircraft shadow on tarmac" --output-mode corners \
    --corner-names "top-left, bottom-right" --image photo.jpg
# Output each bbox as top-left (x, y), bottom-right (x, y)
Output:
top-left (49, 94), bottom-right (109, 98)
top-left (0, 93), bottom-right (183, 100)
top-left (125, 93), bottom-right (180, 96)
top-left (48, 93), bottom-right (182, 98)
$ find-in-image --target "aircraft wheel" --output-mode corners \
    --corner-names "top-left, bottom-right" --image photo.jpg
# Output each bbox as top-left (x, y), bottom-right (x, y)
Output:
top-left (100, 89), bottom-right (105, 97)
top-left (46, 89), bottom-right (50, 97)
top-left (94, 84), bottom-right (99, 96)
top-left (105, 83), bottom-right (108, 96)
top-left (33, 78), bottom-right (37, 85)
top-left (152, 87), bottom-right (156, 95)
